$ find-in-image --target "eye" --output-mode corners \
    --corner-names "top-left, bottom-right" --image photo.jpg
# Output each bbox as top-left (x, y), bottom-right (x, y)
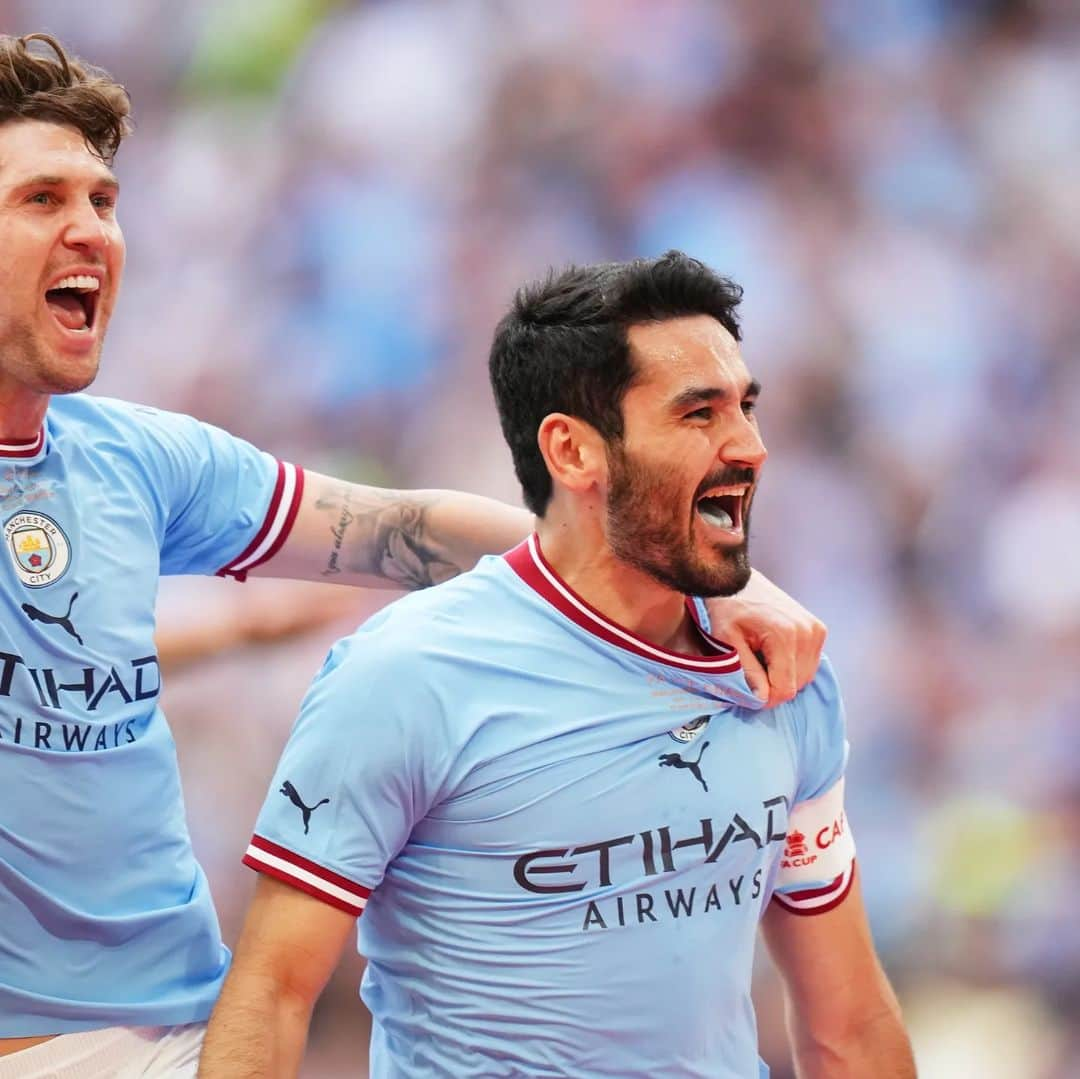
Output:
top-left (741, 398), bottom-right (758, 416)
top-left (91, 194), bottom-right (116, 210)
top-left (685, 407), bottom-right (712, 422)
top-left (27, 191), bottom-right (56, 206)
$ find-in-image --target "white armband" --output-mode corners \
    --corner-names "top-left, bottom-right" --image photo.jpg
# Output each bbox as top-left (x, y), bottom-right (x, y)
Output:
top-left (772, 776), bottom-right (855, 915)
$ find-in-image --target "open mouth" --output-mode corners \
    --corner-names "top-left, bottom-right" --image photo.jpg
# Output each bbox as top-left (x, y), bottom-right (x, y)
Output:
top-left (44, 275), bottom-right (100, 334)
top-left (695, 486), bottom-right (749, 533)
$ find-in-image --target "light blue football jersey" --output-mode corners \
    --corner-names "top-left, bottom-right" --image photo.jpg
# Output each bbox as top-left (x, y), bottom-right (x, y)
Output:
top-left (247, 536), bottom-right (854, 1078)
top-left (0, 394), bottom-right (303, 1035)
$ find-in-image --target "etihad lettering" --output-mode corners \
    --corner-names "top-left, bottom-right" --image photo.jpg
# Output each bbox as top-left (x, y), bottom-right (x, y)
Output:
top-left (581, 869), bottom-right (764, 931)
top-left (514, 796), bottom-right (788, 894)
top-left (0, 651), bottom-right (160, 711)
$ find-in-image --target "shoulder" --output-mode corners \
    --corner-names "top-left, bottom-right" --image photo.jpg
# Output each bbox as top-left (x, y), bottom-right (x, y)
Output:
top-left (49, 392), bottom-right (138, 433)
top-left (327, 559), bottom-right (522, 680)
top-left (50, 394), bottom-right (203, 449)
top-left (797, 655), bottom-right (843, 714)
top-left (773, 655), bottom-right (846, 740)
top-left (776, 655), bottom-right (849, 801)
top-left (52, 393), bottom-right (169, 426)
top-left (296, 570), bottom-right (513, 748)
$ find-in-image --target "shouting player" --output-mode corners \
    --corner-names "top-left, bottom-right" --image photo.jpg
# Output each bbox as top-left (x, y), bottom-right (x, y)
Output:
top-left (0, 35), bottom-right (827, 1078)
top-left (200, 254), bottom-right (915, 1077)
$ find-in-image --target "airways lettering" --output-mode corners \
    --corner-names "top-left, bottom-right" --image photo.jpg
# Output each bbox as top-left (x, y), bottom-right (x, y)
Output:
top-left (0, 715), bottom-right (138, 751)
top-left (580, 869), bottom-right (765, 931)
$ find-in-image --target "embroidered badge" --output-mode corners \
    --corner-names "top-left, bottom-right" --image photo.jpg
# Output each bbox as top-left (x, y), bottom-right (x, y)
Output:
top-left (4, 511), bottom-right (71, 588)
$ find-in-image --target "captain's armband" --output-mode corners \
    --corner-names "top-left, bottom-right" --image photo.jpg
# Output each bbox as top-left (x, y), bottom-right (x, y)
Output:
top-left (772, 776), bottom-right (855, 916)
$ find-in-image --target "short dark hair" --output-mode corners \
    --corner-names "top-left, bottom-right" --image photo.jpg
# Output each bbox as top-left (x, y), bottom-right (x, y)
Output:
top-left (488, 250), bottom-right (744, 515)
top-left (0, 33), bottom-right (131, 165)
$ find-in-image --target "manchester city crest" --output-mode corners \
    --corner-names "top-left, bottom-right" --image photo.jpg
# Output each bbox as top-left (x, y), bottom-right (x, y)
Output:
top-left (4, 511), bottom-right (71, 588)
top-left (669, 715), bottom-right (710, 743)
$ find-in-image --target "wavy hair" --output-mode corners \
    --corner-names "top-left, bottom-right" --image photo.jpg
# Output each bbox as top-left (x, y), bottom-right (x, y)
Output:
top-left (0, 33), bottom-right (131, 164)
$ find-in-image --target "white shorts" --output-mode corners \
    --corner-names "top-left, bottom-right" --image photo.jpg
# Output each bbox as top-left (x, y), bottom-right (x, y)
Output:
top-left (0, 1023), bottom-right (205, 1078)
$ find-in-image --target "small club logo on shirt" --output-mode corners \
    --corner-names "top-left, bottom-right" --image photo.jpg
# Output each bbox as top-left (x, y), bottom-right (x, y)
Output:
top-left (280, 780), bottom-right (330, 834)
top-left (668, 715), bottom-right (710, 744)
top-left (4, 510), bottom-right (71, 588)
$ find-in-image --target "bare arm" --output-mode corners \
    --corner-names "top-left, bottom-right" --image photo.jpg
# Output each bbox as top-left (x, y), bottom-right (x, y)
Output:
top-left (155, 580), bottom-right (361, 672)
top-left (760, 868), bottom-right (915, 1078)
top-left (198, 875), bottom-right (357, 1078)
top-left (250, 472), bottom-right (826, 698)
top-left (253, 470), bottom-right (532, 589)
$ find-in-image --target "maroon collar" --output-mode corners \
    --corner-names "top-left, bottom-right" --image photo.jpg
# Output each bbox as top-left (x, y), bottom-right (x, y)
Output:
top-left (504, 535), bottom-right (741, 675)
top-left (0, 429), bottom-right (45, 459)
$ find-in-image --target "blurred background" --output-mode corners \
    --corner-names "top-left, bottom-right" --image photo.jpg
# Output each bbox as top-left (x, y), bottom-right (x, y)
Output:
top-left (5, 0), bottom-right (1079, 1074)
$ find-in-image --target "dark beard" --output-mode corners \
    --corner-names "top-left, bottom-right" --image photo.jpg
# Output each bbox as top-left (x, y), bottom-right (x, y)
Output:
top-left (605, 441), bottom-right (752, 598)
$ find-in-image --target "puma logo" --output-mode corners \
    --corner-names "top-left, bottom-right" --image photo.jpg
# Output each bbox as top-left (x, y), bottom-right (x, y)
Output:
top-left (280, 780), bottom-right (330, 834)
top-left (21, 592), bottom-right (83, 645)
top-left (658, 740), bottom-right (711, 792)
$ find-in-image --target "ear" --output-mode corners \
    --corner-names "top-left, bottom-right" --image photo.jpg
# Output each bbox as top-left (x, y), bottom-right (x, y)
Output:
top-left (537, 413), bottom-right (607, 498)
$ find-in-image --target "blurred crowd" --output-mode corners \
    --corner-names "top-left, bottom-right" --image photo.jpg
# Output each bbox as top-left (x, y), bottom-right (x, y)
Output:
top-left (4, 0), bottom-right (1078, 1074)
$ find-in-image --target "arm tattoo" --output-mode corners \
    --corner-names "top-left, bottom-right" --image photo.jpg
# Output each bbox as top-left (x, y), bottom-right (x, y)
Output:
top-left (315, 486), bottom-right (461, 590)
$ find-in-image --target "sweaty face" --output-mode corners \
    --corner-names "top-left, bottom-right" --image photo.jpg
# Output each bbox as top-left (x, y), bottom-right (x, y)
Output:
top-left (0, 121), bottom-right (125, 403)
top-left (603, 315), bottom-right (766, 598)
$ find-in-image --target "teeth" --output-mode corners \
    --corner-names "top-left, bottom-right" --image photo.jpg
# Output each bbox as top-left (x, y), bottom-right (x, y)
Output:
top-left (52, 275), bottom-right (100, 293)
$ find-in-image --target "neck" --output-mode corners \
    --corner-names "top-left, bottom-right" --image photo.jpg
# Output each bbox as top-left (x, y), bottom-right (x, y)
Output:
top-left (0, 382), bottom-right (49, 444)
top-left (536, 512), bottom-right (700, 654)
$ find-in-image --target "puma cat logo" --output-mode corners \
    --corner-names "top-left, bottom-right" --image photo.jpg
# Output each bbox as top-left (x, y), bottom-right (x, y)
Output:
top-left (657, 740), bottom-right (711, 792)
top-left (21, 592), bottom-right (83, 645)
top-left (280, 780), bottom-right (330, 834)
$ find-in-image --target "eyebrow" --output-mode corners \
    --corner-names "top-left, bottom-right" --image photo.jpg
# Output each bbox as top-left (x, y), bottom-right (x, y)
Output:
top-left (19, 172), bottom-right (120, 191)
top-left (670, 378), bottom-right (761, 411)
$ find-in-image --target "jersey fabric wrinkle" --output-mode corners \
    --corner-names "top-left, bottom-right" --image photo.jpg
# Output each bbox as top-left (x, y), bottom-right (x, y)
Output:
top-left (247, 537), bottom-right (853, 1078)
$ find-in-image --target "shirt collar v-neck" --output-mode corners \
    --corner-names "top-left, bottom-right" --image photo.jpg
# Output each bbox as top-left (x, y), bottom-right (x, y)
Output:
top-left (504, 534), bottom-right (742, 675)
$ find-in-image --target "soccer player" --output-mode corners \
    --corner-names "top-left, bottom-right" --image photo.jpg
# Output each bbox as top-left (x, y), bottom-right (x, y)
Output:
top-left (0, 35), bottom-right (826, 1078)
top-left (199, 253), bottom-right (915, 1077)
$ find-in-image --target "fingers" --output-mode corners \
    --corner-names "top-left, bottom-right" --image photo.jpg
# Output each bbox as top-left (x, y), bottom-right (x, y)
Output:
top-left (795, 616), bottom-right (828, 693)
top-left (728, 630), bottom-right (770, 703)
top-left (700, 578), bottom-right (828, 707)
top-left (756, 630), bottom-right (798, 707)
top-left (765, 615), bottom-right (827, 705)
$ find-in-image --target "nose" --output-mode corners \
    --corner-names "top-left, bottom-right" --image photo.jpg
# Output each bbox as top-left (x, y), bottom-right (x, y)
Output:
top-left (62, 199), bottom-right (110, 256)
top-left (723, 412), bottom-right (768, 471)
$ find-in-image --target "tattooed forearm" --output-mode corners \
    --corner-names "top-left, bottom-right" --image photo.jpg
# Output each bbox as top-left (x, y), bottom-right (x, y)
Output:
top-left (315, 487), bottom-right (462, 590)
top-left (320, 499), bottom-right (354, 578)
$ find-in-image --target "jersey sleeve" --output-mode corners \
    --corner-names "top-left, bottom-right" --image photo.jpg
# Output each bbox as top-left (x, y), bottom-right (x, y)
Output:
top-left (771, 657), bottom-right (856, 915)
top-left (137, 406), bottom-right (304, 579)
top-left (243, 613), bottom-right (447, 916)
